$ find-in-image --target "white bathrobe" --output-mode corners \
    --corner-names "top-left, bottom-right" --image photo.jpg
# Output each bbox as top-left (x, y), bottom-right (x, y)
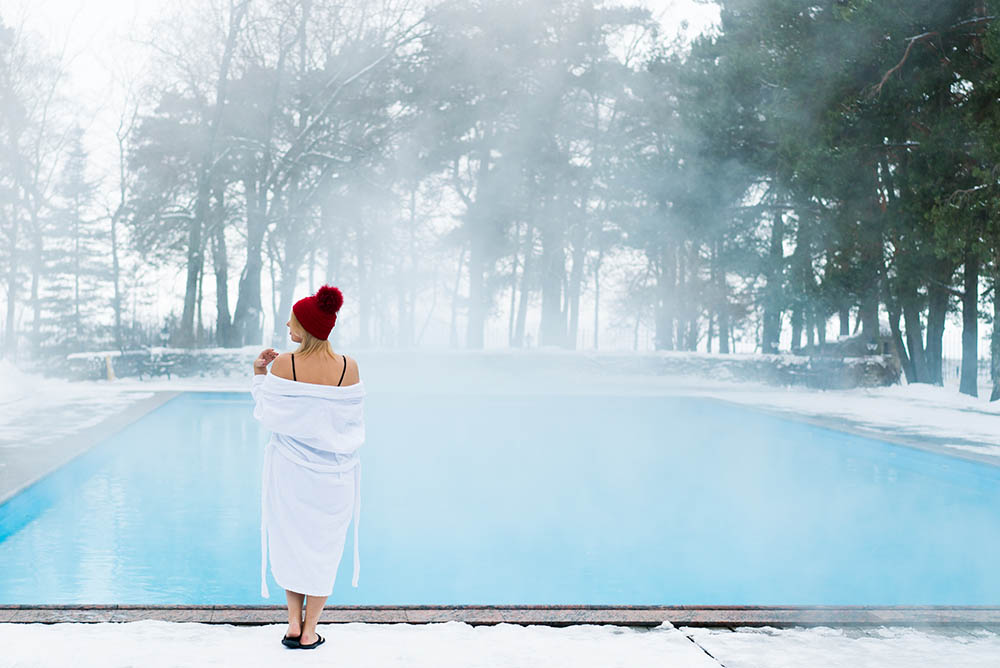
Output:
top-left (250, 369), bottom-right (365, 598)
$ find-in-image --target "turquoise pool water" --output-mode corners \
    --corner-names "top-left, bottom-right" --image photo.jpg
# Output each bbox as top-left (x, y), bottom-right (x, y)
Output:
top-left (1, 390), bottom-right (998, 605)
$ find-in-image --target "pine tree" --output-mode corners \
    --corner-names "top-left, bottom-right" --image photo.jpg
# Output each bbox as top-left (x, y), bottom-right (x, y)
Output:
top-left (40, 126), bottom-right (111, 354)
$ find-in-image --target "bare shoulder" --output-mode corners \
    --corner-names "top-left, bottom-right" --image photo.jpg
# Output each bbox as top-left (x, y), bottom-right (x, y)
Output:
top-left (271, 352), bottom-right (294, 380)
top-left (342, 353), bottom-right (361, 386)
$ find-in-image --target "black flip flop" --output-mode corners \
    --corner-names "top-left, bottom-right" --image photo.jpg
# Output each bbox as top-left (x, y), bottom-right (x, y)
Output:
top-left (282, 634), bottom-right (301, 648)
top-left (298, 633), bottom-right (325, 650)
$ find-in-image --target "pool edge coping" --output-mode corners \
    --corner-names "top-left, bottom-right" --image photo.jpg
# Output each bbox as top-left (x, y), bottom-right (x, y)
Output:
top-left (2, 605), bottom-right (999, 627)
top-left (0, 390), bottom-right (183, 506)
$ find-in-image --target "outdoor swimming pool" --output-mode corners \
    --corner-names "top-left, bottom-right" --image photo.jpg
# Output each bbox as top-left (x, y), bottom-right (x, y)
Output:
top-left (1, 390), bottom-right (998, 605)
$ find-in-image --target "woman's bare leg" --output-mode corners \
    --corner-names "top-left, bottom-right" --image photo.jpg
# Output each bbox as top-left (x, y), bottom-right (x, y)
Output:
top-left (285, 590), bottom-right (305, 636)
top-left (301, 594), bottom-right (328, 645)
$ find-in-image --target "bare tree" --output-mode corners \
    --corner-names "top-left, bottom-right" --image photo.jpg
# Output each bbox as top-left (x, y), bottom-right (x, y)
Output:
top-left (0, 9), bottom-right (79, 360)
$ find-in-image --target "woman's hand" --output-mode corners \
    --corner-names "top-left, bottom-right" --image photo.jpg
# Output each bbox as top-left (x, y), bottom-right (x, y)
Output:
top-left (254, 348), bottom-right (278, 374)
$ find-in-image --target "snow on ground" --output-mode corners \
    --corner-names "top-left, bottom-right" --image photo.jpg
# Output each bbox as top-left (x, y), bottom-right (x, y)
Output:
top-left (673, 377), bottom-right (1000, 459)
top-left (1, 620), bottom-right (998, 668)
top-left (0, 359), bottom-right (153, 450)
top-left (685, 624), bottom-right (1000, 668)
top-left (0, 620), bottom-right (711, 668)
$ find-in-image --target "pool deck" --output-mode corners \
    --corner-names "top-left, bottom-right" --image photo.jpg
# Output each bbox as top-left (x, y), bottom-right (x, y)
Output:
top-left (3, 605), bottom-right (1000, 629)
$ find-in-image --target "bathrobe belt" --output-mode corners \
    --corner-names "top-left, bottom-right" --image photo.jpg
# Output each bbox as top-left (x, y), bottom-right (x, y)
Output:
top-left (260, 438), bottom-right (362, 598)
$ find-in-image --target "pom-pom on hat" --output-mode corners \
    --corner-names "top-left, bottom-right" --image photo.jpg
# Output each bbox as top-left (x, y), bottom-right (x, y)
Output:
top-left (292, 285), bottom-right (343, 341)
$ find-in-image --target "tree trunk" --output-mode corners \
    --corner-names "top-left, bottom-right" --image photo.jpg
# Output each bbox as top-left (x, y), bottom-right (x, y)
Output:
top-left (275, 251), bottom-right (305, 345)
top-left (539, 220), bottom-right (566, 347)
top-left (72, 201), bottom-right (80, 340)
top-left (3, 213), bottom-right (18, 358)
top-left (991, 269), bottom-right (1000, 401)
top-left (839, 307), bottom-right (850, 337)
top-left (675, 242), bottom-right (686, 349)
top-left (686, 242), bottom-right (699, 350)
top-left (790, 308), bottom-right (803, 352)
top-left (232, 182), bottom-right (267, 345)
top-left (513, 227), bottom-right (534, 348)
top-left (403, 187), bottom-right (418, 348)
top-left (902, 296), bottom-right (929, 383)
top-left (465, 226), bottom-right (486, 349)
top-left (179, 178), bottom-right (207, 347)
top-left (210, 188), bottom-right (233, 347)
top-left (29, 215), bottom-right (42, 358)
top-left (859, 219), bottom-right (883, 348)
top-left (566, 227), bottom-right (586, 351)
top-left (593, 247), bottom-right (603, 349)
top-left (707, 242), bottom-right (716, 354)
top-left (761, 213), bottom-right (784, 353)
top-left (449, 247), bottom-right (466, 348)
top-left (887, 297), bottom-right (913, 382)
top-left (196, 252), bottom-right (205, 344)
top-left (925, 271), bottom-right (950, 386)
top-left (507, 220), bottom-right (521, 347)
top-left (959, 245), bottom-right (979, 397)
top-left (715, 238), bottom-right (730, 354)
top-left (858, 272), bottom-right (880, 351)
top-left (654, 243), bottom-right (676, 350)
top-left (267, 231), bottom-right (279, 344)
top-left (110, 208), bottom-right (123, 351)
top-left (789, 219), bottom-right (812, 354)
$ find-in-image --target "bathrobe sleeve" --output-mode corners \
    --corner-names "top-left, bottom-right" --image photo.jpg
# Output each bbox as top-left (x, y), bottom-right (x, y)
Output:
top-left (250, 373), bottom-right (281, 433)
top-left (250, 373), bottom-right (307, 436)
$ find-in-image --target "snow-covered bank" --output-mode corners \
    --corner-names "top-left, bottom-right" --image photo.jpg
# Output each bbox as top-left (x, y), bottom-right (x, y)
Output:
top-left (676, 377), bottom-right (1000, 460)
top-left (684, 624), bottom-right (1000, 668)
top-left (57, 345), bottom-right (902, 389)
top-left (0, 359), bottom-right (153, 448)
top-left (1, 620), bottom-right (998, 668)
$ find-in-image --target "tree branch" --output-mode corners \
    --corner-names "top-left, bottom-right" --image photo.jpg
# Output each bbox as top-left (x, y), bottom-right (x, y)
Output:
top-left (867, 32), bottom-right (939, 99)
top-left (868, 15), bottom-right (996, 99)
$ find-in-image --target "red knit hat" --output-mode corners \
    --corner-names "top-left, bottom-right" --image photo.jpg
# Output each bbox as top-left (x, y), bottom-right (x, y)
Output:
top-left (292, 285), bottom-right (343, 341)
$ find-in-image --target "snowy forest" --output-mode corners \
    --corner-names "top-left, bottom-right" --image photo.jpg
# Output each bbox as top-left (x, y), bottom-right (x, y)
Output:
top-left (2, 0), bottom-right (1000, 399)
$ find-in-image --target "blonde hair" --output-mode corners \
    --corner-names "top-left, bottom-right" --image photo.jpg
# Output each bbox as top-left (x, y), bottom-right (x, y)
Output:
top-left (289, 311), bottom-right (337, 359)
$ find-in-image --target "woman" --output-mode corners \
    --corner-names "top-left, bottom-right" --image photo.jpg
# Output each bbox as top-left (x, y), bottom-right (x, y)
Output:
top-left (250, 284), bottom-right (365, 650)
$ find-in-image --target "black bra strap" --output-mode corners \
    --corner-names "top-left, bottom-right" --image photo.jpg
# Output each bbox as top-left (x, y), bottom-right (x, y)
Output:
top-left (291, 353), bottom-right (296, 381)
top-left (338, 355), bottom-right (347, 386)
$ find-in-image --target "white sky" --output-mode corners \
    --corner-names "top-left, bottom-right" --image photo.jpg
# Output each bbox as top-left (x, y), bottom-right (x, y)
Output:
top-left (9, 0), bottom-right (720, 189)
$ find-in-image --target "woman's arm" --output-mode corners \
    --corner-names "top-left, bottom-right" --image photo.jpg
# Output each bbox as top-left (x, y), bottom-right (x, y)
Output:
top-left (250, 349), bottom-right (277, 427)
top-left (253, 348), bottom-right (278, 375)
